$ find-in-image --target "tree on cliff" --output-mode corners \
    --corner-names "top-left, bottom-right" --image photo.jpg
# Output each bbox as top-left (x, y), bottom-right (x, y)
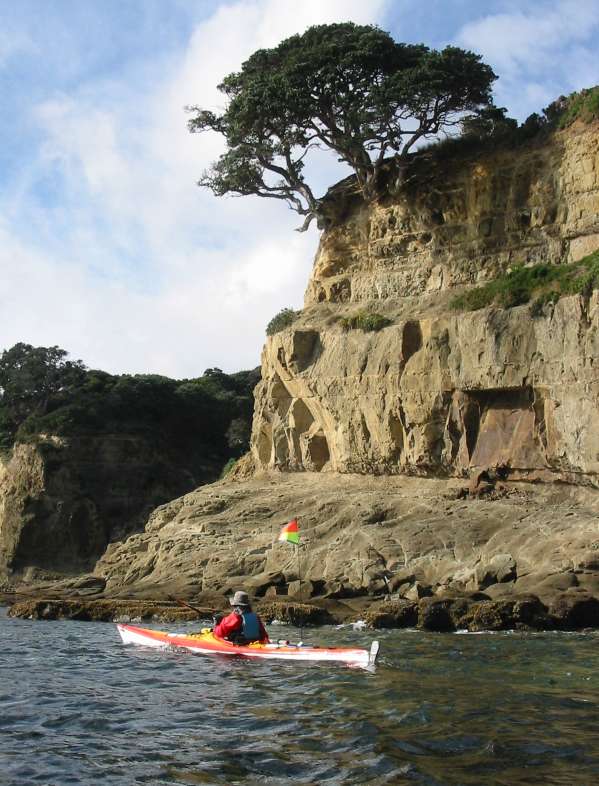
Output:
top-left (0, 343), bottom-right (87, 442)
top-left (187, 23), bottom-right (497, 230)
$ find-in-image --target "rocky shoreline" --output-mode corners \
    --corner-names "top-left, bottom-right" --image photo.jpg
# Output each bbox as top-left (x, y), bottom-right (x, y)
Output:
top-left (5, 589), bottom-right (599, 632)
top-left (4, 469), bottom-right (599, 634)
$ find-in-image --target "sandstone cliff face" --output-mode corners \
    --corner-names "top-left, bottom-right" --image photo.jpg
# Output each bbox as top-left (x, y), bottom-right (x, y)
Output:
top-left (0, 435), bottom-right (214, 583)
top-left (309, 123), bottom-right (599, 304)
top-left (6, 123), bottom-right (599, 619)
top-left (250, 123), bottom-right (599, 485)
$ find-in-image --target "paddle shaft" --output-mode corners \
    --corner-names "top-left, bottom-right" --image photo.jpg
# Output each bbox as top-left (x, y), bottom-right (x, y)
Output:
top-left (169, 596), bottom-right (206, 617)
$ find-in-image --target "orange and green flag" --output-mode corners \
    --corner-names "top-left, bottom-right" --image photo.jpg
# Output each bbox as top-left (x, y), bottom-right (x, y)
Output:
top-left (278, 519), bottom-right (299, 545)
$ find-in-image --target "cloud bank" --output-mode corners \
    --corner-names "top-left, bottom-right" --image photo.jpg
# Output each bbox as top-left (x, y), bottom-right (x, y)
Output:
top-left (1, 0), bottom-right (387, 377)
top-left (456, 1), bottom-right (599, 119)
top-left (1, 0), bottom-right (598, 377)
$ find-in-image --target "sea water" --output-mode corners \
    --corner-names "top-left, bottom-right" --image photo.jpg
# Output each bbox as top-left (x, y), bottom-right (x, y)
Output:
top-left (2, 608), bottom-right (599, 785)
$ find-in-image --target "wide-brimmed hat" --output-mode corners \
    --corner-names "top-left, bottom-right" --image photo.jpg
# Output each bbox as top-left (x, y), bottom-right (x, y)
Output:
top-left (229, 590), bottom-right (251, 607)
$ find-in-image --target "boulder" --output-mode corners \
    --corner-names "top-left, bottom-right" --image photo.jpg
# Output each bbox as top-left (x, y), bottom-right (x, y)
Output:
top-left (574, 572), bottom-right (599, 596)
top-left (321, 581), bottom-right (363, 599)
top-left (514, 571), bottom-right (578, 595)
top-left (418, 598), bottom-right (456, 632)
top-left (405, 581), bottom-right (434, 601)
top-left (257, 600), bottom-right (334, 626)
top-left (287, 579), bottom-right (315, 599)
top-left (475, 554), bottom-right (517, 589)
top-left (247, 571), bottom-right (286, 597)
top-left (364, 600), bottom-right (418, 629)
top-left (467, 595), bottom-right (550, 632)
top-left (389, 570), bottom-right (416, 592)
top-left (549, 592), bottom-right (599, 629)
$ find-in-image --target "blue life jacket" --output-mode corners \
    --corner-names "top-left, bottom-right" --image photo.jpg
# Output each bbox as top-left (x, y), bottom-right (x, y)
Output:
top-left (240, 610), bottom-right (260, 642)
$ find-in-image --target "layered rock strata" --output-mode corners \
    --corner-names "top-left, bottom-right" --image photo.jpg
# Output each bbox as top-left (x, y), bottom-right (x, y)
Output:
top-left (82, 471), bottom-right (599, 630)
top-left (4, 122), bottom-right (599, 629)
top-left (250, 122), bottom-right (599, 484)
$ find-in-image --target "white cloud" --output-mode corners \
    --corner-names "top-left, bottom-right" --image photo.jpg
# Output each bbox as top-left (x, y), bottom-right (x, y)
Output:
top-left (457, 1), bottom-right (599, 74)
top-left (456, 1), bottom-right (599, 119)
top-left (2, 0), bottom-right (388, 376)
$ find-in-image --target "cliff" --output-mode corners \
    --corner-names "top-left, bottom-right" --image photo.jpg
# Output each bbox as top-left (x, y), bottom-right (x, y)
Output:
top-left (0, 365), bottom-right (259, 586)
top-left (250, 122), bottom-right (599, 484)
top-left (0, 434), bottom-right (219, 584)
top-left (6, 119), bottom-right (599, 629)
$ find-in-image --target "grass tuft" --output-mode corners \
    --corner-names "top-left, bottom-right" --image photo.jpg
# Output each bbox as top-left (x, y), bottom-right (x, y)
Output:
top-left (266, 308), bottom-right (298, 336)
top-left (450, 250), bottom-right (599, 313)
top-left (557, 87), bottom-right (599, 128)
top-left (340, 312), bottom-right (392, 332)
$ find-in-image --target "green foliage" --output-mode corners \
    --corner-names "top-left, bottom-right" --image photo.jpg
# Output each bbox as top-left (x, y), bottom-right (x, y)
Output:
top-left (0, 343), bottom-right (87, 445)
top-left (188, 23), bottom-right (496, 229)
top-left (0, 344), bottom-right (260, 464)
top-left (450, 251), bottom-right (599, 313)
top-left (266, 308), bottom-right (298, 335)
top-left (429, 85), bottom-right (599, 162)
top-left (220, 458), bottom-right (237, 478)
top-left (341, 312), bottom-right (392, 332)
top-left (557, 87), bottom-right (599, 128)
top-left (461, 106), bottom-right (518, 140)
top-left (529, 290), bottom-right (561, 317)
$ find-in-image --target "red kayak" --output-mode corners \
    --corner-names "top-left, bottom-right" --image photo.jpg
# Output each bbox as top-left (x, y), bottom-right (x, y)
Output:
top-left (117, 624), bottom-right (379, 668)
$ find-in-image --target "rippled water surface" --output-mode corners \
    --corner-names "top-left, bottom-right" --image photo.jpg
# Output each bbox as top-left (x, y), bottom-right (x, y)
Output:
top-left (2, 610), bottom-right (599, 785)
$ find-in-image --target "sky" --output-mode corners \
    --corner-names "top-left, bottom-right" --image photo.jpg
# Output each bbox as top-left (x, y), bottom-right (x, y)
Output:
top-left (1, 0), bottom-right (598, 378)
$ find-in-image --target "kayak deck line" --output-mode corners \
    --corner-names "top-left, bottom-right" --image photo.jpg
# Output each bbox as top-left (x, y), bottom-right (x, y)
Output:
top-left (116, 624), bottom-right (379, 668)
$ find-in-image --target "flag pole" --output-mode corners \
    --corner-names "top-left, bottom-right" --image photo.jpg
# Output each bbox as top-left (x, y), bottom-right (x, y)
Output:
top-left (297, 541), bottom-right (303, 643)
top-left (277, 518), bottom-right (303, 643)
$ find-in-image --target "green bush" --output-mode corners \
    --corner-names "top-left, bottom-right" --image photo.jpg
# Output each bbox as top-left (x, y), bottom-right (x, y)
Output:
top-left (341, 311), bottom-right (392, 332)
top-left (451, 251), bottom-right (599, 313)
top-left (557, 87), bottom-right (599, 128)
top-left (419, 86), bottom-right (599, 165)
top-left (220, 458), bottom-right (237, 478)
top-left (266, 308), bottom-right (297, 335)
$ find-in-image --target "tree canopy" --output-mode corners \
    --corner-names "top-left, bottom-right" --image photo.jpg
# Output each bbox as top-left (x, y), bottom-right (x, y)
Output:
top-left (0, 343), bottom-right (259, 462)
top-left (188, 23), bottom-right (497, 229)
top-left (0, 343), bottom-right (87, 440)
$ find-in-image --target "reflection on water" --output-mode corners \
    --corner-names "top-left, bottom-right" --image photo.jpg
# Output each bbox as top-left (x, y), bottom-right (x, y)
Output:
top-left (2, 610), bottom-right (599, 785)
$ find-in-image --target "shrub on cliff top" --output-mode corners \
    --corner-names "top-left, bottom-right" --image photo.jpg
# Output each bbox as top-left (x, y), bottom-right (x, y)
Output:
top-left (266, 308), bottom-right (298, 335)
top-left (424, 85), bottom-right (599, 164)
top-left (188, 23), bottom-right (496, 230)
top-left (557, 87), bottom-right (599, 128)
top-left (220, 458), bottom-right (237, 478)
top-left (341, 312), bottom-right (392, 332)
top-left (450, 250), bottom-right (599, 313)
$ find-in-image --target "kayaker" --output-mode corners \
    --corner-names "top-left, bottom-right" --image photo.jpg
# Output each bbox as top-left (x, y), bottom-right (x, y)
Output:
top-left (213, 590), bottom-right (270, 644)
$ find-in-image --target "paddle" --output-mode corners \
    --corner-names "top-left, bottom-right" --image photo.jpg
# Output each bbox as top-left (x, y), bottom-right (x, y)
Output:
top-left (167, 595), bottom-right (207, 617)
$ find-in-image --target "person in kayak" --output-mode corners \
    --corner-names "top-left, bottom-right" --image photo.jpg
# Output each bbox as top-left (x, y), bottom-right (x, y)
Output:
top-left (213, 590), bottom-right (270, 644)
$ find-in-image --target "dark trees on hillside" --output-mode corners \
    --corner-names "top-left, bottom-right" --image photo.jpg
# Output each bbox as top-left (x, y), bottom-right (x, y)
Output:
top-left (0, 344), bottom-right (259, 463)
top-left (0, 343), bottom-right (86, 445)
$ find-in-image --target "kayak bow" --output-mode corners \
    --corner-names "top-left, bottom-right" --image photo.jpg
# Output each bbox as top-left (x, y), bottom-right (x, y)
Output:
top-left (117, 624), bottom-right (379, 668)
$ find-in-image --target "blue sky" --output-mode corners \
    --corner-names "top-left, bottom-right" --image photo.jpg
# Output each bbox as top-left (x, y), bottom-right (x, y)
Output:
top-left (1, 0), bottom-right (598, 377)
